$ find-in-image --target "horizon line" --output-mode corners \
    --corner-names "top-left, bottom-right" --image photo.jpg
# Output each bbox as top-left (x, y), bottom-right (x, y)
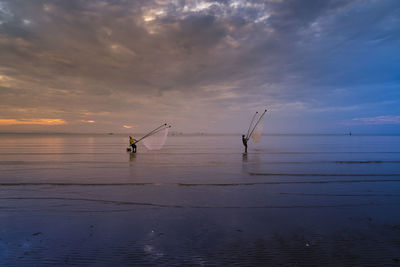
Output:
top-left (0, 132), bottom-right (399, 136)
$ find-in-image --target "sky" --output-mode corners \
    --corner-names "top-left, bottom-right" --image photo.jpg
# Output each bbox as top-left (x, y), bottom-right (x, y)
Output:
top-left (0, 0), bottom-right (399, 134)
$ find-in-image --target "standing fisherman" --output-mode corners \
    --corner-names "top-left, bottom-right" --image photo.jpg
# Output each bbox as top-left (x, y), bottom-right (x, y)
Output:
top-left (242, 134), bottom-right (248, 153)
top-left (129, 136), bottom-right (137, 153)
top-left (243, 109), bottom-right (267, 154)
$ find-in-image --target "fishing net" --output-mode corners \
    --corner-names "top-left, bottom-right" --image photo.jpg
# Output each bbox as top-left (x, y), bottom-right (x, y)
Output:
top-left (142, 127), bottom-right (169, 150)
top-left (250, 113), bottom-right (265, 143)
top-left (246, 112), bottom-right (258, 139)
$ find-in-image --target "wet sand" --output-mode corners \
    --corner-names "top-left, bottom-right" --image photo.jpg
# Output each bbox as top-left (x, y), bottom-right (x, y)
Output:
top-left (0, 134), bottom-right (400, 265)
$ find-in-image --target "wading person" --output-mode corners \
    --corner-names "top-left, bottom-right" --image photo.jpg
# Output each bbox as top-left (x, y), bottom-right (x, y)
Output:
top-left (242, 134), bottom-right (248, 153)
top-left (129, 136), bottom-right (137, 153)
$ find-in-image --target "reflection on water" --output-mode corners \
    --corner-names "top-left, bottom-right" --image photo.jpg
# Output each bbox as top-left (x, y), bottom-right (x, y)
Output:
top-left (1, 134), bottom-right (400, 207)
top-left (0, 134), bottom-right (400, 265)
top-left (129, 151), bottom-right (137, 162)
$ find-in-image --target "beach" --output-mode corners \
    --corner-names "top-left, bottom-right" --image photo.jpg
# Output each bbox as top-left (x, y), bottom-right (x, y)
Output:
top-left (1, 133), bottom-right (400, 266)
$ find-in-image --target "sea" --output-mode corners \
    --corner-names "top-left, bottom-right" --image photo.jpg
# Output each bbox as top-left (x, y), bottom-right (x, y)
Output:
top-left (0, 133), bottom-right (400, 266)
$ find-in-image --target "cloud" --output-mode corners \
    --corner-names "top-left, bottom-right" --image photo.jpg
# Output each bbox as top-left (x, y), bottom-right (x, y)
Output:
top-left (0, 0), bottom-right (399, 132)
top-left (347, 115), bottom-right (400, 125)
top-left (0, 118), bottom-right (67, 125)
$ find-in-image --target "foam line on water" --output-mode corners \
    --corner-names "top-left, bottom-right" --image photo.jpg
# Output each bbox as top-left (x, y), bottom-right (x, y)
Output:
top-left (279, 193), bottom-right (400, 197)
top-left (2, 197), bottom-right (400, 209)
top-left (256, 161), bottom-right (400, 164)
top-left (1, 179), bottom-right (400, 187)
top-left (249, 173), bottom-right (400, 177)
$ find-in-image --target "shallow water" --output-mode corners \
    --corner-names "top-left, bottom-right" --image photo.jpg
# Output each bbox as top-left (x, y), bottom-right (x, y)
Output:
top-left (1, 134), bottom-right (400, 265)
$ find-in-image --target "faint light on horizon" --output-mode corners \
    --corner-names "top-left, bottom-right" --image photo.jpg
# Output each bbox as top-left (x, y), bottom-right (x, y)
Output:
top-left (123, 125), bottom-right (133, 129)
top-left (80, 120), bottom-right (95, 123)
top-left (348, 115), bottom-right (400, 125)
top-left (0, 119), bottom-right (67, 126)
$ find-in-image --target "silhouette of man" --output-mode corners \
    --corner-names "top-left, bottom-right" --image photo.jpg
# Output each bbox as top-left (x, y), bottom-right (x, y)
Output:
top-left (242, 134), bottom-right (248, 153)
top-left (129, 136), bottom-right (137, 153)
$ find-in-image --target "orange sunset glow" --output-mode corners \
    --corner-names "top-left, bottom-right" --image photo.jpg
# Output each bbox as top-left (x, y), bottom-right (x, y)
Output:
top-left (0, 119), bottom-right (67, 126)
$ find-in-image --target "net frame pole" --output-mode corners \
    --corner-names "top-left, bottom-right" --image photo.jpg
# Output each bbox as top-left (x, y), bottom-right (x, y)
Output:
top-left (135, 123), bottom-right (168, 144)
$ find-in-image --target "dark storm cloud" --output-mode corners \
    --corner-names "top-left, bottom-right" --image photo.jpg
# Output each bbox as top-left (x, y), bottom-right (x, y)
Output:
top-left (1, 0), bottom-right (399, 132)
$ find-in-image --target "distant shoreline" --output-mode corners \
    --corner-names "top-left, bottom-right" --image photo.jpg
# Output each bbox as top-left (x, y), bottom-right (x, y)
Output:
top-left (0, 132), bottom-right (399, 137)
